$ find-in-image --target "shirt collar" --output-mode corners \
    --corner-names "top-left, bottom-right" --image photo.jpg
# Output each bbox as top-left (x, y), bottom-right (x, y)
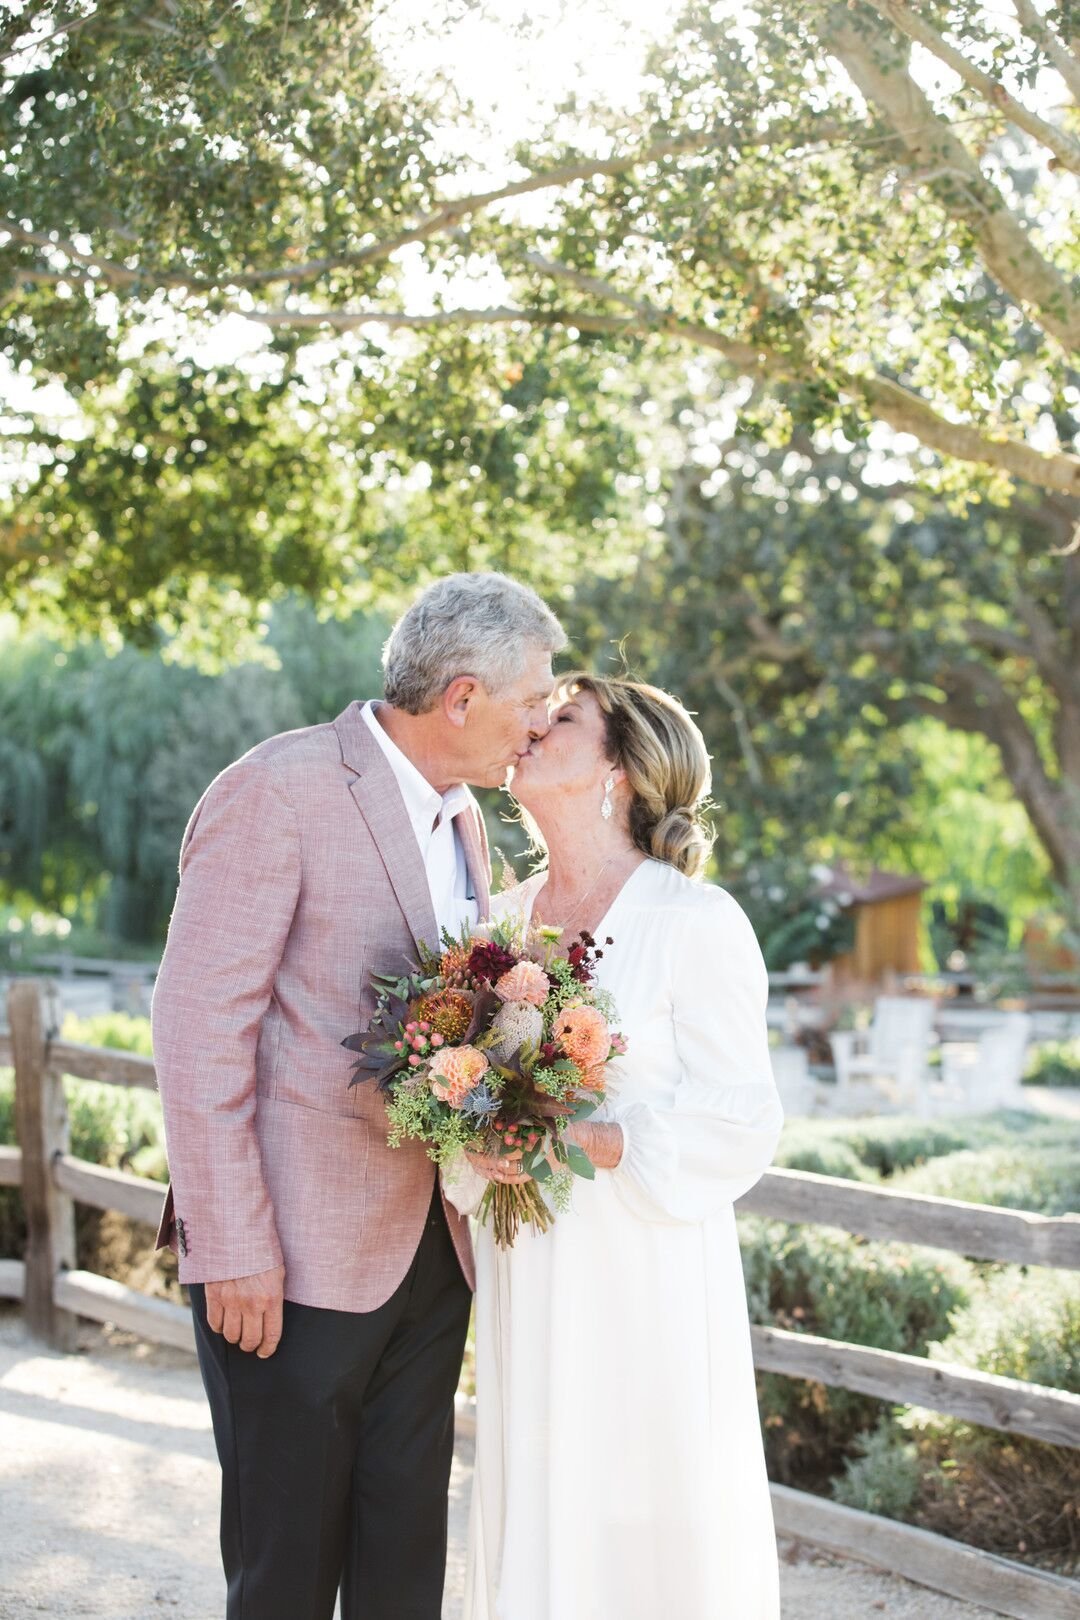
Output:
top-left (361, 701), bottom-right (470, 840)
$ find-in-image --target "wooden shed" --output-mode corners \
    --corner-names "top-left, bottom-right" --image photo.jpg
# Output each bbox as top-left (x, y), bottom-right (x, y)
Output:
top-left (818, 864), bottom-right (927, 984)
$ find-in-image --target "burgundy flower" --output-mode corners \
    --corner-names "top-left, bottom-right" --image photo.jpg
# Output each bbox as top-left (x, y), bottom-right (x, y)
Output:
top-left (467, 941), bottom-right (519, 984)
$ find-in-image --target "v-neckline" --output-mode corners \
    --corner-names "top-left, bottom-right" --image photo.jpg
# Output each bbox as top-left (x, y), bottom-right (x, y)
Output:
top-left (525, 857), bottom-right (652, 942)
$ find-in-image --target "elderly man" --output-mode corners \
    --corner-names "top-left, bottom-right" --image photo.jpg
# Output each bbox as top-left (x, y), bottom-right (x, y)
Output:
top-left (152, 573), bottom-right (565, 1620)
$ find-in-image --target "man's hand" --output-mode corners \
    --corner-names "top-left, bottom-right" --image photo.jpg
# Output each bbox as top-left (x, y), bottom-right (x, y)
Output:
top-left (205, 1264), bottom-right (286, 1358)
top-left (465, 1148), bottom-right (530, 1186)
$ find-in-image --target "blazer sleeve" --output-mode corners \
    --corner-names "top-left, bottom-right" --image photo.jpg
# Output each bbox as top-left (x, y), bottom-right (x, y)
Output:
top-left (151, 754), bottom-right (301, 1282)
top-left (608, 890), bottom-right (784, 1224)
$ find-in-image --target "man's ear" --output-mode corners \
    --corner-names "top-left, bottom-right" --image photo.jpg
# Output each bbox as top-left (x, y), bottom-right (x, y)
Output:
top-left (442, 674), bottom-right (481, 730)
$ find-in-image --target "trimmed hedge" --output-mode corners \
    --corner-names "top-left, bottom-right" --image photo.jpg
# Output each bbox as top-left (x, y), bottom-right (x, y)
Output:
top-left (0, 1011), bottom-right (166, 1268)
top-left (750, 1112), bottom-right (1080, 1569)
top-left (894, 1144), bottom-right (1080, 1218)
top-left (1024, 1038), bottom-right (1080, 1089)
top-left (739, 1215), bottom-right (968, 1487)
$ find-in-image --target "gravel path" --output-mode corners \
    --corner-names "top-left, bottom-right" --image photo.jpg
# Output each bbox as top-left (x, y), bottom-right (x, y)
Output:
top-left (0, 1308), bottom-right (1003, 1620)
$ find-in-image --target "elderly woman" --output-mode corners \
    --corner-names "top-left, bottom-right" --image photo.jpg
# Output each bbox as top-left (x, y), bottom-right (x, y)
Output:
top-left (448, 674), bottom-right (784, 1620)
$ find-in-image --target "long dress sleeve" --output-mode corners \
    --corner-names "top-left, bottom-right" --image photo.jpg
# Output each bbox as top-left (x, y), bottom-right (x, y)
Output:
top-left (609, 888), bottom-right (783, 1223)
top-left (441, 1152), bottom-right (488, 1218)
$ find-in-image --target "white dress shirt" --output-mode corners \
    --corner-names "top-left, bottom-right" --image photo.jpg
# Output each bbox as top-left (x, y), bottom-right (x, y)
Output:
top-left (361, 701), bottom-right (480, 943)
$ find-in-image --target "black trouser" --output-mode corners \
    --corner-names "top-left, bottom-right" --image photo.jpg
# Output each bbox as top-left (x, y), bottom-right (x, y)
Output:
top-left (189, 1185), bottom-right (471, 1620)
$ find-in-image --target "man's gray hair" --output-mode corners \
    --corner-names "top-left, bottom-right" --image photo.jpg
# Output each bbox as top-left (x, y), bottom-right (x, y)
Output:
top-left (382, 572), bottom-right (567, 714)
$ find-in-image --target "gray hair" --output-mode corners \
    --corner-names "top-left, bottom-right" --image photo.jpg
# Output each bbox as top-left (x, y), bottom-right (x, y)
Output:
top-left (382, 572), bottom-right (567, 714)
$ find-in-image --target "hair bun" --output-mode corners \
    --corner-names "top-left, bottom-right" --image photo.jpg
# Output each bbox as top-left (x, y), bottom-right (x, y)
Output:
top-left (648, 804), bottom-right (711, 875)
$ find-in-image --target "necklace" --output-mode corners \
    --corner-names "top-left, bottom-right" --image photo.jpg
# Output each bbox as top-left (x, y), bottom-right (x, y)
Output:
top-left (538, 850), bottom-right (635, 936)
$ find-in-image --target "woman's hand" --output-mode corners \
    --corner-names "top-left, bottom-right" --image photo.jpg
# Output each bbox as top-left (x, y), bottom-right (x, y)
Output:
top-left (560, 1120), bottom-right (624, 1171)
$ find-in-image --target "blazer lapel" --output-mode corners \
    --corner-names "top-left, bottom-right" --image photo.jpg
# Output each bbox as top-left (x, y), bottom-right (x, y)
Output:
top-left (334, 702), bottom-right (440, 958)
top-left (455, 804), bottom-right (491, 921)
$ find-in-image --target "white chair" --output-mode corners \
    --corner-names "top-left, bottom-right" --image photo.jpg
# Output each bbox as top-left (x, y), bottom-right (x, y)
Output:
top-left (829, 995), bottom-right (937, 1114)
top-left (936, 1011), bottom-right (1032, 1113)
top-left (770, 1044), bottom-right (815, 1117)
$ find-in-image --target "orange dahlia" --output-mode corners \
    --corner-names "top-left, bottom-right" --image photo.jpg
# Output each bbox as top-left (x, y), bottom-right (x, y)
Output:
top-left (409, 988), bottom-right (474, 1043)
top-left (493, 960), bottom-right (549, 1007)
top-left (553, 1004), bottom-right (610, 1069)
top-left (430, 1044), bottom-right (489, 1108)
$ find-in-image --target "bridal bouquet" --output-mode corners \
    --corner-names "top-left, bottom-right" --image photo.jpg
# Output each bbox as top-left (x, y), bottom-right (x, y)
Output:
top-left (342, 916), bottom-right (626, 1246)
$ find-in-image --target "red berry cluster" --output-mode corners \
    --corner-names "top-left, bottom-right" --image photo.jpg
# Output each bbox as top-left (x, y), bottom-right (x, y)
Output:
top-left (392, 1018), bottom-right (445, 1069)
top-left (492, 1117), bottom-right (541, 1153)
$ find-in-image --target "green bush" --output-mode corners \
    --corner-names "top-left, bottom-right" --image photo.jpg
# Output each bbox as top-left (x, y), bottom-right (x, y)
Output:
top-left (891, 1273), bottom-right (1080, 1571)
top-left (830, 1118), bottom-right (974, 1177)
top-left (775, 1116), bottom-right (974, 1181)
top-left (0, 1011), bottom-right (167, 1263)
top-left (61, 1011), bottom-right (153, 1055)
top-left (745, 1111), bottom-right (1080, 1568)
top-left (772, 1130), bottom-right (874, 1183)
top-left (928, 1270), bottom-right (1080, 1394)
top-left (1024, 1038), bottom-right (1080, 1089)
top-left (739, 1216), bottom-right (968, 1486)
top-left (832, 1421), bottom-right (923, 1519)
top-left (894, 1145), bottom-right (1080, 1218)
top-left (777, 1111), bottom-right (1080, 1186)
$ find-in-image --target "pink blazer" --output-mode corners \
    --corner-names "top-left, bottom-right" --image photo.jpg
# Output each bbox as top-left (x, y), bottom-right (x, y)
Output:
top-left (151, 700), bottom-right (490, 1311)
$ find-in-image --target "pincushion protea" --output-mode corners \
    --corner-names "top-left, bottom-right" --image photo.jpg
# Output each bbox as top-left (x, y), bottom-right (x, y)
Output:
top-left (409, 988), bottom-right (474, 1044)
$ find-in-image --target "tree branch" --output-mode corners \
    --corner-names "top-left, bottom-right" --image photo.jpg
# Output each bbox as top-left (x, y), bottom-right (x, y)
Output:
top-left (921, 661), bottom-right (1077, 882)
top-left (1010, 0), bottom-right (1080, 106)
top-left (1, 7), bottom-right (101, 68)
top-left (857, 374), bottom-right (1080, 495)
top-left (826, 7), bottom-right (1080, 353)
top-left (962, 618), bottom-right (1036, 661)
top-left (521, 255), bottom-right (1080, 495)
top-left (246, 303), bottom-right (661, 338)
top-left (868, 0), bottom-right (1080, 174)
top-left (745, 611), bottom-right (810, 663)
top-left (0, 222), bottom-right (193, 288)
top-left (1010, 587), bottom-right (1080, 703)
top-left (2, 122), bottom-right (836, 295)
top-left (708, 664), bottom-right (766, 788)
top-left (247, 281), bottom-right (1080, 497)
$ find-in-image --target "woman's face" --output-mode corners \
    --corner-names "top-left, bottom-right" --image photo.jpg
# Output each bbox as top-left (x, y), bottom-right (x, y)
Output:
top-left (509, 688), bottom-right (618, 811)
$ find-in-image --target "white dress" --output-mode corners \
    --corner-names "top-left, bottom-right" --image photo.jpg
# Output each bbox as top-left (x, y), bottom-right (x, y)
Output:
top-left (445, 858), bottom-right (785, 1620)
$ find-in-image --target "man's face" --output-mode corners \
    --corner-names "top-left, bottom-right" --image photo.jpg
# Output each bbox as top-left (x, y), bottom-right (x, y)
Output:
top-left (455, 645), bottom-right (556, 788)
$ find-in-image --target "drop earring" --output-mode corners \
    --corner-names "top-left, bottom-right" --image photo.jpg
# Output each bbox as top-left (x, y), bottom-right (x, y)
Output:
top-left (601, 777), bottom-right (614, 820)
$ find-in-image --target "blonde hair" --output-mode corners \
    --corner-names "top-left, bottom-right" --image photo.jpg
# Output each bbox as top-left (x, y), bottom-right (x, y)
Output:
top-left (562, 673), bottom-right (715, 879)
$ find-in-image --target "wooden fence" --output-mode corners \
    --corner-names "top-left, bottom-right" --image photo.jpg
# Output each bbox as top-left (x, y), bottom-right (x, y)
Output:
top-left (2, 977), bottom-right (1079, 1620)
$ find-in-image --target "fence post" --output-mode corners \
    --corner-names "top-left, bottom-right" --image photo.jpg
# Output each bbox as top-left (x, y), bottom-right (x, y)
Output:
top-left (9, 978), bottom-right (77, 1348)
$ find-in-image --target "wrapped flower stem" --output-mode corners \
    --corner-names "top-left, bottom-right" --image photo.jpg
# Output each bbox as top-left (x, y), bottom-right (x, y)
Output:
top-left (479, 1179), bottom-right (555, 1247)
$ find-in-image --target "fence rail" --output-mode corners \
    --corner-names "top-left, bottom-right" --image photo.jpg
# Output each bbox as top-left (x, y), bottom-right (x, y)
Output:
top-left (2, 976), bottom-right (1079, 1620)
top-left (738, 1167), bottom-right (1080, 1270)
